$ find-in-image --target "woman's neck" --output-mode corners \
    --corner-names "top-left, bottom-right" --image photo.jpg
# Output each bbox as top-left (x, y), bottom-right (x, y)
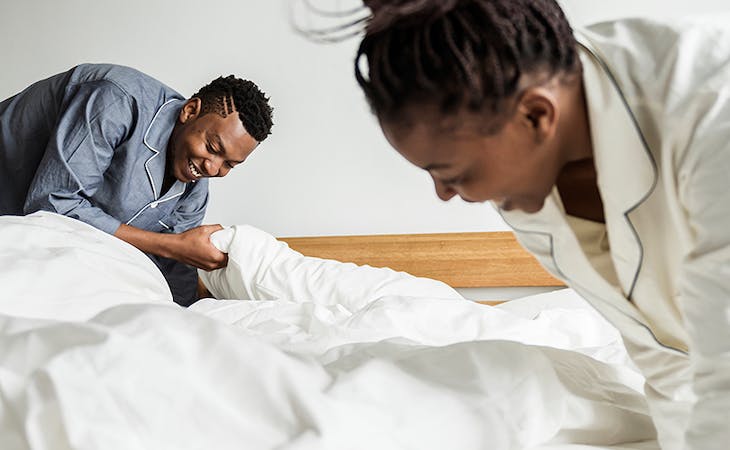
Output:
top-left (555, 78), bottom-right (604, 222)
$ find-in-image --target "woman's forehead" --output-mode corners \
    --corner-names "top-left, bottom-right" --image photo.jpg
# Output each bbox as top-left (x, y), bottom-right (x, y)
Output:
top-left (382, 121), bottom-right (481, 170)
top-left (382, 110), bottom-right (493, 149)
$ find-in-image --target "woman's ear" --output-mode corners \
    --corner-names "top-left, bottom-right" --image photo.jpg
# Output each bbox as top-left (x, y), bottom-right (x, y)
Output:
top-left (516, 87), bottom-right (559, 143)
top-left (179, 98), bottom-right (202, 124)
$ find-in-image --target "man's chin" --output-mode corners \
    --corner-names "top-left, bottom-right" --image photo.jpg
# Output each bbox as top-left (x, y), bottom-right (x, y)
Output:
top-left (175, 159), bottom-right (194, 183)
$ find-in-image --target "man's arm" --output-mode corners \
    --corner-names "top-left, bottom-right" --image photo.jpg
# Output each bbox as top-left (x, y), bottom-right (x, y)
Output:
top-left (115, 223), bottom-right (226, 271)
top-left (151, 181), bottom-right (226, 305)
top-left (23, 81), bottom-right (130, 235)
top-left (154, 179), bottom-right (226, 270)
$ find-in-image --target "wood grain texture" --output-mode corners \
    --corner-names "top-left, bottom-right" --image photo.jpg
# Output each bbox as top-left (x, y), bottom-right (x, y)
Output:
top-left (279, 231), bottom-right (564, 288)
top-left (476, 300), bottom-right (506, 306)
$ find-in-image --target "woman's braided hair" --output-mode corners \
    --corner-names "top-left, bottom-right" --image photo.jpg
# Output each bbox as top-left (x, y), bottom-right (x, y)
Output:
top-left (193, 75), bottom-right (274, 142)
top-left (356, 0), bottom-right (579, 129)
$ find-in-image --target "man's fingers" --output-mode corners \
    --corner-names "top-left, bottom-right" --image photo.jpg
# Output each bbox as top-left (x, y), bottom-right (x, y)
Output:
top-left (178, 225), bottom-right (228, 270)
top-left (200, 254), bottom-right (228, 271)
top-left (203, 224), bottom-right (224, 234)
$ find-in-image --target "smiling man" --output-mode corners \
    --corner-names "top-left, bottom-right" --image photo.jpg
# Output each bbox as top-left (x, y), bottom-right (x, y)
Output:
top-left (0, 64), bottom-right (274, 305)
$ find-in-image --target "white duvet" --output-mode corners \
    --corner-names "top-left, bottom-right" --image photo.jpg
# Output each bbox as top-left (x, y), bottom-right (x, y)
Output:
top-left (0, 213), bottom-right (658, 450)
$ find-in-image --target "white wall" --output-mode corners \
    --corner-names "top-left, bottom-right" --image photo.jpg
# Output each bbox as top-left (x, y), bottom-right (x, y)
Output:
top-left (2, 0), bottom-right (729, 237)
top-left (559, 0), bottom-right (730, 24)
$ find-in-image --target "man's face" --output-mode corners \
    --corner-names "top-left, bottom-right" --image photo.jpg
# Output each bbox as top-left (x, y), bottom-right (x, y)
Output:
top-left (380, 107), bottom-right (562, 213)
top-left (168, 100), bottom-right (259, 183)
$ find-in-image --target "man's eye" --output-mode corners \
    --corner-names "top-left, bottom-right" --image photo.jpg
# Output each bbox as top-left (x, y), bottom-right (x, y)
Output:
top-left (225, 162), bottom-right (235, 169)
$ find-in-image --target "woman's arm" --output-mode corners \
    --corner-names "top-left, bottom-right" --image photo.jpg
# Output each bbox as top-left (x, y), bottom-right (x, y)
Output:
top-left (677, 106), bottom-right (730, 450)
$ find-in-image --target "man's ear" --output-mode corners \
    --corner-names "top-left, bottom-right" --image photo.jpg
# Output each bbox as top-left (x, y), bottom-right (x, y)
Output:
top-left (516, 87), bottom-right (558, 144)
top-left (179, 98), bottom-right (202, 123)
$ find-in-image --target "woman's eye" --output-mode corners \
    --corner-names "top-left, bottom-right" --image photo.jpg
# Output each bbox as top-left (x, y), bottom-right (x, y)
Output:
top-left (442, 175), bottom-right (464, 186)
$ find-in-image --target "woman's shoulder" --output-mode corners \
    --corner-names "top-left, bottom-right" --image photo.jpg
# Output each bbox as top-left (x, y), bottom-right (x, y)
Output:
top-left (577, 15), bottom-right (730, 84)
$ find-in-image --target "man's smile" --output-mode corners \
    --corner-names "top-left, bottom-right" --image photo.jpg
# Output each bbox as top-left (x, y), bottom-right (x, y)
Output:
top-left (188, 159), bottom-right (203, 179)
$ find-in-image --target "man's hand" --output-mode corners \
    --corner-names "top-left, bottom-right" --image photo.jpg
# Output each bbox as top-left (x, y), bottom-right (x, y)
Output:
top-left (114, 223), bottom-right (228, 271)
top-left (172, 225), bottom-right (228, 271)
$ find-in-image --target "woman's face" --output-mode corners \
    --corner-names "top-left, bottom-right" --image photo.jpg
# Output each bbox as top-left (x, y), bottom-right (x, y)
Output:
top-left (379, 104), bottom-right (564, 213)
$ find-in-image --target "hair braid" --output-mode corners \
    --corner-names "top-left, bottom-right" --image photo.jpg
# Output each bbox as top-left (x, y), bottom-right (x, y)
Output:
top-left (356, 0), bottom-right (579, 128)
top-left (193, 75), bottom-right (274, 142)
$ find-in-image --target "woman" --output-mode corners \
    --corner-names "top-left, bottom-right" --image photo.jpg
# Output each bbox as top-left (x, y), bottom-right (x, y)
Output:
top-left (354, 1), bottom-right (730, 449)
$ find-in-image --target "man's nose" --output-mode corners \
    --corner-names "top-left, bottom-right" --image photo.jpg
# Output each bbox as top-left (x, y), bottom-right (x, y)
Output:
top-left (204, 157), bottom-right (222, 177)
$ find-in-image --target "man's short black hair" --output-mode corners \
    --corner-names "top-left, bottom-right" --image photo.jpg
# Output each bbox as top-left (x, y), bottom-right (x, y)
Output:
top-left (193, 76), bottom-right (274, 142)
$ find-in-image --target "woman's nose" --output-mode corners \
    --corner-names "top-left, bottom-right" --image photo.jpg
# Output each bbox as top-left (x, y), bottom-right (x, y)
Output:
top-left (434, 179), bottom-right (457, 202)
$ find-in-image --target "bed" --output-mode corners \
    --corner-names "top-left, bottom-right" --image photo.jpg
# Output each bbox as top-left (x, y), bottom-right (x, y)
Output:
top-left (0, 212), bottom-right (658, 450)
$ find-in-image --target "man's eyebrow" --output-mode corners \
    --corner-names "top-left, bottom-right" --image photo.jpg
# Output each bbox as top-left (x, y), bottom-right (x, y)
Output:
top-left (209, 134), bottom-right (228, 155)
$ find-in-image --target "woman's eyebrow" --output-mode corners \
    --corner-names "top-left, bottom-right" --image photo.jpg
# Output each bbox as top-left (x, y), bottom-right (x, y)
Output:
top-left (423, 163), bottom-right (452, 171)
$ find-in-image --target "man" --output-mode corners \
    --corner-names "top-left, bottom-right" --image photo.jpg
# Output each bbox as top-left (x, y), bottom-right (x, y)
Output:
top-left (0, 63), bottom-right (274, 306)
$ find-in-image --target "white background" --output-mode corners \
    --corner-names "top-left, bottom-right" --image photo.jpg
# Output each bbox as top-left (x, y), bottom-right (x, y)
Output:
top-left (2, 0), bottom-right (729, 237)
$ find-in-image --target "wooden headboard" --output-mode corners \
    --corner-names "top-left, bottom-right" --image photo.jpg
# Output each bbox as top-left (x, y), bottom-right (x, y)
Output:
top-left (198, 231), bottom-right (564, 301)
top-left (279, 231), bottom-right (563, 289)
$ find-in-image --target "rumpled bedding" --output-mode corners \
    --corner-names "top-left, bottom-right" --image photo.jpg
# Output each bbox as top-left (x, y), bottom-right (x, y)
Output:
top-left (0, 213), bottom-right (658, 449)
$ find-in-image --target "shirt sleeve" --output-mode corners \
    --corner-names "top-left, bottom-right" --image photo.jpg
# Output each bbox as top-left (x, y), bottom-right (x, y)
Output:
top-left (677, 111), bottom-right (730, 450)
top-left (23, 80), bottom-right (133, 235)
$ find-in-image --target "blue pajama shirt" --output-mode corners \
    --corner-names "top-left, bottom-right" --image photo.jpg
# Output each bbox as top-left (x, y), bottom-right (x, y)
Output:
top-left (0, 63), bottom-right (209, 306)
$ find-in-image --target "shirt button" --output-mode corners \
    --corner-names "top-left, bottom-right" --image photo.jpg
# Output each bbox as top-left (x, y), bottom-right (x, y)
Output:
top-left (150, 202), bottom-right (158, 208)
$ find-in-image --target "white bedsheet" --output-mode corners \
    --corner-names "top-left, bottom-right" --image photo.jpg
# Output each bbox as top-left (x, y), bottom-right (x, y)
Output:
top-left (0, 213), bottom-right (173, 320)
top-left (0, 213), bottom-right (658, 450)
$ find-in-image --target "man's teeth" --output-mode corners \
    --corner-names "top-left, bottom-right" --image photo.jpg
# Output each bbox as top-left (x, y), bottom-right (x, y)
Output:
top-left (188, 160), bottom-right (202, 178)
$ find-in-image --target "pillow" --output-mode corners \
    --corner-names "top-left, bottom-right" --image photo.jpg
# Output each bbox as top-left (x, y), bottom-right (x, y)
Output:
top-left (200, 225), bottom-right (462, 310)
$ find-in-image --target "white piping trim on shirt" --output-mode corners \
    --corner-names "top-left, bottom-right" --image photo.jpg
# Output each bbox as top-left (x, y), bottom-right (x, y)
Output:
top-left (142, 98), bottom-right (177, 200)
top-left (125, 183), bottom-right (185, 225)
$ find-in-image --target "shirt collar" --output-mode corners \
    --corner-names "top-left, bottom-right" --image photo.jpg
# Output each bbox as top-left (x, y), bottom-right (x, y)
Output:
top-left (141, 99), bottom-right (186, 199)
top-left (500, 36), bottom-right (657, 302)
top-left (143, 99), bottom-right (185, 156)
